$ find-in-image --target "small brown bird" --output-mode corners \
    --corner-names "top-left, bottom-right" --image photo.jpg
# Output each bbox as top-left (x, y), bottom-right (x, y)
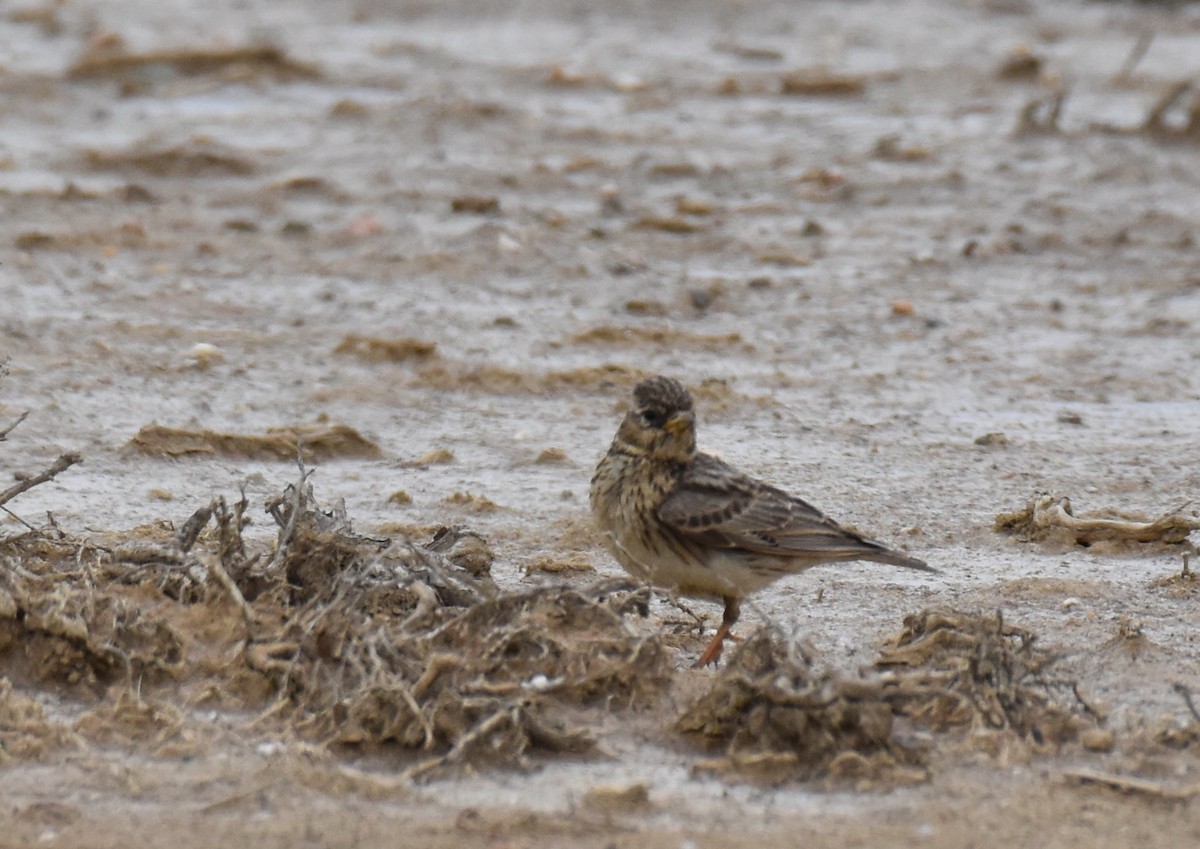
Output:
top-left (590, 375), bottom-right (934, 666)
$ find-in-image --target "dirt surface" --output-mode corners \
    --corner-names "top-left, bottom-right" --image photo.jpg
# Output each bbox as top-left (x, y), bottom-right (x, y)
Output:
top-left (3, 0), bottom-right (1200, 845)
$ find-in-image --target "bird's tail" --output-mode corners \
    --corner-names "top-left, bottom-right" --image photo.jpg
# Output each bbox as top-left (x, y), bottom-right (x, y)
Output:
top-left (866, 546), bottom-right (937, 573)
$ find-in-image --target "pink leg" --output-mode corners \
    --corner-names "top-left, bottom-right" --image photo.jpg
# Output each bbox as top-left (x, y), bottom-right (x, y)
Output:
top-left (693, 597), bottom-right (741, 667)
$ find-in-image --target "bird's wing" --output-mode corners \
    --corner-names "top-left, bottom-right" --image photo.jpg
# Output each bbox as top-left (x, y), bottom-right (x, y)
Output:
top-left (658, 453), bottom-right (930, 569)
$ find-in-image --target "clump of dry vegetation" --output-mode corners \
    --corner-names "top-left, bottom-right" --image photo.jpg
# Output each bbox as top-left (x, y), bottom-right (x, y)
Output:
top-left (876, 609), bottom-right (1092, 744)
top-left (679, 629), bottom-right (922, 785)
top-left (0, 460), bottom-right (670, 777)
top-left (678, 609), bottom-right (1096, 785)
top-left (333, 335), bottom-right (438, 363)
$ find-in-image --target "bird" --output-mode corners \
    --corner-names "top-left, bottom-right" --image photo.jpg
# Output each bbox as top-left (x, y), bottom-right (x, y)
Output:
top-left (590, 375), bottom-right (935, 666)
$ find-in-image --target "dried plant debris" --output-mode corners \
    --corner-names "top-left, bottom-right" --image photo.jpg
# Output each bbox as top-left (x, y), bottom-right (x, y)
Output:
top-left (995, 494), bottom-right (1200, 547)
top-left (680, 610), bottom-right (1094, 784)
top-left (83, 140), bottom-right (257, 177)
top-left (779, 70), bottom-right (866, 97)
top-left (245, 481), bottom-right (667, 776)
top-left (1063, 767), bottom-right (1200, 800)
top-left (524, 552), bottom-right (594, 575)
top-left (0, 678), bottom-right (80, 762)
top-left (1139, 81), bottom-right (1200, 143)
top-left (450, 195), bottom-right (500, 214)
top-left (876, 610), bottom-right (1091, 745)
top-left (0, 536), bottom-right (187, 696)
top-left (1154, 684), bottom-right (1200, 749)
top-left (334, 335), bottom-right (438, 363)
top-left (401, 448), bottom-right (455, 468)
top-left (0, 452), bottom-right (83, 511)
top-left (678, 629), bottom-right (924, 785)
top-left (1087, 80), bottom-right (1200, 141)
top-left (73, 694), bottom-right (187, 752)
top-left (997, 45), bottom-right (1042, 80)
top-left (1016, 80), bottom-right (1200, 143)
top-left (68, 41), bottom-right (319, 81)
top-left (127, 422), bottom-right (382, 461)
top-left (1150, 555), bottom-right (1199, 597)
top-left (0, 471), bottom-right (668, 776)
top-left (631, 215), bottom-right (705, 234)
top-left (1014, 89), bottom-right (1067, 136)
top-left (1, 371), bottom-right (83, 516)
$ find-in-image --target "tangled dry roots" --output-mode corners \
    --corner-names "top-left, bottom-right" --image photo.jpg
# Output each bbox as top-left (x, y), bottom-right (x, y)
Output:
top-left (678, 610), bottom-right (1094, 784)
top-left (0, 473), bottom-right (670, 775)
top-left (876, 609), bottom-right (1089, 745)
top-left (677, 629), bottom-right (922, 784)
top-left (0, 678), bottom-right (80, 762)
top-left (0, 536), bottom-right (187, 695)
top-left (246, 481), bottom-right (670, 776)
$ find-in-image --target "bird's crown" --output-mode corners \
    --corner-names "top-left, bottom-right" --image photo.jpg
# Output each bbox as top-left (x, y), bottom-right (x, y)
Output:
top-left (633, 375), bottom-right (693, 414)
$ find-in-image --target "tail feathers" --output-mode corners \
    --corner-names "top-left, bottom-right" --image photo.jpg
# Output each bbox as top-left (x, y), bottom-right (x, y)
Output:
top-left (866, 546), bottom-right (936, 573)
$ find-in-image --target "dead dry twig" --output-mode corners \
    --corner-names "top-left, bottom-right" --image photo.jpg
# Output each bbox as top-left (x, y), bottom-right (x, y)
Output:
top-left (263, 454), bottom-right (314, 575)
top-left (1112, 32), bottom-right (1153, 85)
top-left (0, 452), bottom-right (84, 508)
top-left (0, 362), bottom-right (31, 443)
top-left (1014, 89), bottom-right (1067, 136)
top-left (996, 494), bottom-right (1200, 546)
top-left (1173, 683), bottom-right (1200, 725)
top-left (198, 549), bottom-right (256, 632)
top-left (0, 411), bottom-right (29, 442)
top-left (1063, 768), bottom-right (1200, 799)
top-left (1143, 81), bottom-right (1200, 142)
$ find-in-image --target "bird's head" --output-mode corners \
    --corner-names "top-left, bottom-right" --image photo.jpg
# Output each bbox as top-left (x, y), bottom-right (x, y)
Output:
top-left (616, 375), bottom-right (696, 461)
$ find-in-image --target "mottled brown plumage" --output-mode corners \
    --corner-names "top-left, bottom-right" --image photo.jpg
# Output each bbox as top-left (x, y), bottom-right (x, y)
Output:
top-left (590, 375), bottom-right (934, 666)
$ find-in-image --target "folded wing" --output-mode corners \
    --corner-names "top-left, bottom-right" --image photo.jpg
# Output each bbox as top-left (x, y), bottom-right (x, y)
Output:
top-left (657, 453), bottom-right (932, 571)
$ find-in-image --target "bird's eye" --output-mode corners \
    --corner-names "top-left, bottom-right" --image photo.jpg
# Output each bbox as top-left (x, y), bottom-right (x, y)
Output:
top-left (639, 409), bottom-right (664, 428)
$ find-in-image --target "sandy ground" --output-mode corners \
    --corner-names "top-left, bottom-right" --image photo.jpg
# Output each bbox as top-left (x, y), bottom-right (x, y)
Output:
top-left (3, 0), bottom-right (1200, 845)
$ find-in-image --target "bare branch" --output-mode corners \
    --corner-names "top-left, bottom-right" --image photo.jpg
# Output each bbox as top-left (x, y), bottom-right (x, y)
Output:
top-left (0, 503), bottom-right (36, 530)
top-left (1063, 767), bottom-right (1200, 799)
top-left (1113, 32), bottom-right (1153, 85)
top-left (0, 451), bottom-right (83, 508)
top-left (1173, 682), bottom-right (1200, 725)
top-left (0, 410), bottom-right (29, 441)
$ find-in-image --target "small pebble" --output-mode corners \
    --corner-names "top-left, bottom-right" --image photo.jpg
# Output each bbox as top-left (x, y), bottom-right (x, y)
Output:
top-left (535, 447), bottom-right (568, 464)
top-left (187, 342), bottom-right (225, 369)
top-left (974, 432), bottom-right (1008, 446)
top-left (1080, 727), bottom-right (1115, 753)
top-left (582, 782), bottom-right (650, 813)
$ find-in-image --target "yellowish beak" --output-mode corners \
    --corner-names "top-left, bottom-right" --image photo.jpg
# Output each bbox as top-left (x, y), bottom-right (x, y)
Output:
top-left (664, 410), bottom-right (694, 436)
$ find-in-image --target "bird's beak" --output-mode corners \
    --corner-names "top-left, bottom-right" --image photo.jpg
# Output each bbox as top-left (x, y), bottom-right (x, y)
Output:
top-left (664, 410), bottom-right (694, 436)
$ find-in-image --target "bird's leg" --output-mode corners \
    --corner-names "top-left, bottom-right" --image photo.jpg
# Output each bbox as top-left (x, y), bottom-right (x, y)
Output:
top-left (694, 597), bottom-right (741, 667)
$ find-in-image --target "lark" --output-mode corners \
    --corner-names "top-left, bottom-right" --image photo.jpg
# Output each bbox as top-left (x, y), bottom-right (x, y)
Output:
top-left (590, 375), bottom-right (934, 666)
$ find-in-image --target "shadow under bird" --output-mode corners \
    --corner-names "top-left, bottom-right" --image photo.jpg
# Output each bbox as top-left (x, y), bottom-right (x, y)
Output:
top-left (590, 375), bottom-right (936, 666)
